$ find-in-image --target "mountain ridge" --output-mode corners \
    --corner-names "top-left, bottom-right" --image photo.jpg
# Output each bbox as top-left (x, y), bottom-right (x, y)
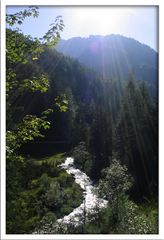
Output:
top-left (59, 34), bottom-right (157, 52)
top-left (56, 34), bottom-right (158, 96)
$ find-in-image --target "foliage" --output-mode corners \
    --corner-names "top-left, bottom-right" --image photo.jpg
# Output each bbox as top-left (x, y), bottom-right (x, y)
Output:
top-left (42, 16), bottom-right (64, 48)
top-left (62, 160), bottom-right (158, 234)
top-left (7, 153), bottom-right (83, 233)
top-left (119, 200), bottom-right (158, 234)
top-left (54, 94), bottom-right (69, 112)
top-left (115, 78), bottom-right (158, 198)
top-left (94, 160), bottom-right (158, 234)
top-left (19, 74), bottom-right (49, 93)
top-left (6, 6), bottom-right (158, 234)
top-left (17, 115), bottom-right (50, 142)
top-left (6, 6), bottom-right (39, 26)
top-left (72, 142), bottom-right (93, 176)
top-left (32, 47), bottom-right (158, 198)
top-left (34, 153), bottom-right (66, 167)
top-left (81, 198), bottom-right (158, 234)
top-left (98, 159), bottom-right (132, 228)
top-left (6, 7), bottom-right (67, 234)
top-left (98, 159), bottom-right (133, 201)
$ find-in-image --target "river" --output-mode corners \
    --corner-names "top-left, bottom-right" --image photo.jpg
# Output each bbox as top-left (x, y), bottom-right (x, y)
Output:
top-left (34, 157), bottom-right (107, 233)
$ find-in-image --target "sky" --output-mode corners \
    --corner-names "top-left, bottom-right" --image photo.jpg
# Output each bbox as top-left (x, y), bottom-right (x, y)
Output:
top-left (6, 6), bottom-right (158, 51)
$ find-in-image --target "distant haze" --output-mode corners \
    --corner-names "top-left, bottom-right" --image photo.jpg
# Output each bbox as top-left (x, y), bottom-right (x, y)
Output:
top-left (7, 6), bottom-right (158, 51)
top-left (56, 34), bottom-right (158, 97)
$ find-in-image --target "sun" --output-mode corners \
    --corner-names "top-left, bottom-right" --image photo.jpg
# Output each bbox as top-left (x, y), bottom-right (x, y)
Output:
top-left (73, 7), bottom-right (131, 36)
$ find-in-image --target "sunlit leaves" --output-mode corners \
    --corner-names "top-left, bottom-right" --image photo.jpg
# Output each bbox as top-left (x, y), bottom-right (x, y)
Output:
top-left (19, 74), bottom-right (49, 93)
top-left (32, 57), bottom-right (38, 61)
top-left (6, 8), bottom-right (66, 153)
top-left (17, 115), bottom-right (51, 143)
top-left (54, 94), bottom-right (69, 112)
top-left (6, 131), bottom-right (20, 154)
top-left (6, 7), bottom-right (68, 234)
top-left (41, 109), bottom-right (54, 119)
top-left (6, 7), bottom-right (65, 106)
top-left (6, 131), bottom-right (24, 163)
top-left (6, 69), bottom-right (17, 93)
top-left (6, 9), bottom-right (65, 100)
top-left (42, 16), bottom-right (65, 48)
top-left (6, 6), bottom-right (39, 26)
top-left (6, 29), bottom-right (44, 65)
top-left (42, 109), bottom-right (54, 116)
top-left (119, 200), bottom-right (158, 234)
top-left (6, 115), bottom-right (51, 157)
top-left (98, 159), bottom-right (133, 201)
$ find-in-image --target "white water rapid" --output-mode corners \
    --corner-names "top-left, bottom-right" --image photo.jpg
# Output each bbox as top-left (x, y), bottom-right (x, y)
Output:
top-left (34, 157), bottom-right (107, 233)
top-left (57, 157), bottom-right (108, 225)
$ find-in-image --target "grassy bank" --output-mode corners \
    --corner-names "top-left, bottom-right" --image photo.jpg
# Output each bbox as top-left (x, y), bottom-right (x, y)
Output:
top-left (7, 153), bottom-right (83, 233)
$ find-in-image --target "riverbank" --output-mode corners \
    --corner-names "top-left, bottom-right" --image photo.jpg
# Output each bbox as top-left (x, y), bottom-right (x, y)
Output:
top-left (34, 157), bottom-right (108, 234)
top-left (7, 153), bottom-right (83, 234)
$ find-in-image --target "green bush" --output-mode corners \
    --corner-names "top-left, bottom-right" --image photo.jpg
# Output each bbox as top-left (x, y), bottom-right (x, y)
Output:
top-left (72, 142), bottom-right (93, 175)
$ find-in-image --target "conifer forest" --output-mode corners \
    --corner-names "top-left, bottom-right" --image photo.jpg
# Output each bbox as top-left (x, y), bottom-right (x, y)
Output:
top-left (6, 6), bottom-right (158, 234)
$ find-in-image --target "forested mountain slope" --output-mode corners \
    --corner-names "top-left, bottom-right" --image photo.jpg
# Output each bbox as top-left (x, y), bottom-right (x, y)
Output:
top-left (8, 32), bottom-right (157, 201)
top-left (56, 35), bottom-right (158, 96)
top-left (18, 44), bottom-right (158, 201)
top-left (7, 29), bottom-right (158, 201)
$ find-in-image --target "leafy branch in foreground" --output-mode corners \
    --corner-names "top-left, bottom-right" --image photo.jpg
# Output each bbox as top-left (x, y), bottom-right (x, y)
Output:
top-left (42, 16), bottom-right (65, 48)
top-left (6, 7), bottom-right (66, 233)
top-left (6, 6), bottom-right (65, 95)
top-left (6, 6), bottom-right (39, 26)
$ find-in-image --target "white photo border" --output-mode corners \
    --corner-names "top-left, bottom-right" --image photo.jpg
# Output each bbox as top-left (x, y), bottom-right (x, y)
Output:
top-left (1, 0), bottom-right (163, 239)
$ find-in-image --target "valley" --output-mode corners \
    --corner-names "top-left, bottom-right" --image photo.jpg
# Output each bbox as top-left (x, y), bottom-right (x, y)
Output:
top-left (6, 7), bottom-right (158, 235)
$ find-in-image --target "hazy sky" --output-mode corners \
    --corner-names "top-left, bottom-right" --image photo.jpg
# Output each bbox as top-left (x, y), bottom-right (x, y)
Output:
top-left (6, 6), bottom-right (158, 50)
